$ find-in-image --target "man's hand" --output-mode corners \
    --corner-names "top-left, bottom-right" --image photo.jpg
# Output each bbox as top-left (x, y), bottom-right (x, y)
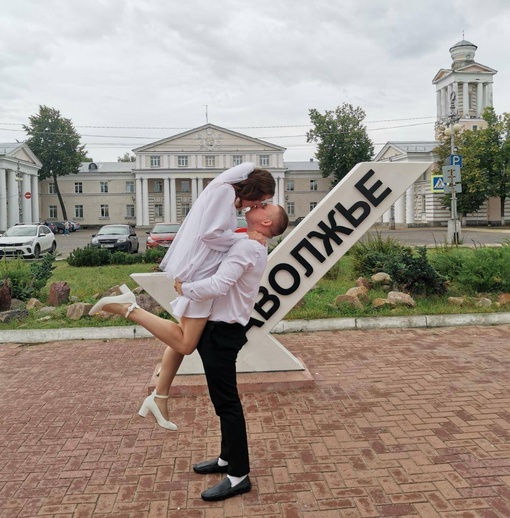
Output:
top-left (247, 230), bottom-right (267, 246)
top-left (174, 281), bottom-right (183, 295)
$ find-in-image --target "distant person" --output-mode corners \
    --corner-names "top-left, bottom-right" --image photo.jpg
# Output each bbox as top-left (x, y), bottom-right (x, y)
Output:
top-left (64, 220), bottom-right (71, 236)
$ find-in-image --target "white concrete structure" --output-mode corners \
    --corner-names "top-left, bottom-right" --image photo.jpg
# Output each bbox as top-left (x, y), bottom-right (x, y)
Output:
top-left (0, 143), bottom-right (42, 231)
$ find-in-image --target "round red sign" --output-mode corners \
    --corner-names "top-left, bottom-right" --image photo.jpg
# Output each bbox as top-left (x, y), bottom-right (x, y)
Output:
top-left (24, 192), bottom-right (32, 199)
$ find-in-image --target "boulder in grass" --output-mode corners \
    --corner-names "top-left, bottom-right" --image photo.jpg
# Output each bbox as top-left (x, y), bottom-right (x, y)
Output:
top-left (372, 298), bottom-right (397, 310)
top-left (48, 281), bottom-right (71, 306)
top-left (333, 294), bottom-right (364, 311)
top-left (67, 303), bottom-right (95, 320)
top-left (345, 286), bottom-right (369, 304)
top-left (387, 291), bottom-right (416, 308)
top-left (0, 309), bottom-right (28, 323)
top-left (498, 293), bottom-right (510, 307)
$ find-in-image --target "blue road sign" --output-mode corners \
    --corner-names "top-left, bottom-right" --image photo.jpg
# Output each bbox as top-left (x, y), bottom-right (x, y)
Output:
top-left (449, 154), bottom-right (462, 167)
top-left (431, 175), bottom-right (445, 193)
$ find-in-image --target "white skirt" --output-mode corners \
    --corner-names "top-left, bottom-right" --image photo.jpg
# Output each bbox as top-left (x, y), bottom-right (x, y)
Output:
top-left (170, 296), bottom-right (214, 319)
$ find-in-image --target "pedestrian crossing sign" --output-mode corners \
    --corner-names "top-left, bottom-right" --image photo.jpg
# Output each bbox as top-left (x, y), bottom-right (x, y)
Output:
top-left (431, 175), bottom-right (445, 193)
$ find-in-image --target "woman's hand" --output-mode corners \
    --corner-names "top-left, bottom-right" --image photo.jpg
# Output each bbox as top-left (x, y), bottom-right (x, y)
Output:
top-left (247, 230), bottom-right (267, 246)
top-left (174, 281), bottom-right (183, 295)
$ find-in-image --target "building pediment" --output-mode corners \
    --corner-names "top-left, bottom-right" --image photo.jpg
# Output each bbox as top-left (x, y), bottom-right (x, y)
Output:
top-left (454, 62), bottom-right (497, 75)
top-left (0, 142), bottom-right (42, 168)
top-left (134, 123), bottom-right (286, 155)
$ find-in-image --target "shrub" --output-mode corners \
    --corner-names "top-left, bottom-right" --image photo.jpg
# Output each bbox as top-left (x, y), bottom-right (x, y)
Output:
top-left (142, 247), bottom-right (166, 263)
top-left (110, 251), bottom-right (144, 265)
top-left (67, 246), bottom-right (112, 267)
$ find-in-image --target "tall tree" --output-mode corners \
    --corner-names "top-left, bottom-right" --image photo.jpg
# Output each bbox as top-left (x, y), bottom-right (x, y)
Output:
top-left (306, 104), bottom-right (374, 186)
top-left (117, 152), bottom-right (136, 162)
top-left (23, 105), bottom-right (86, 220)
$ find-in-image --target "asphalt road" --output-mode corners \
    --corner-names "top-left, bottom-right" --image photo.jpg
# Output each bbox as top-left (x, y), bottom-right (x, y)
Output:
top-left (53, 224), bottom-right (510, 260)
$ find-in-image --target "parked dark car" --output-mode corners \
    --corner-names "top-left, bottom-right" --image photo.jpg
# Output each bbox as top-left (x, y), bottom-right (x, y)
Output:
top-left (293, 216), bottom-right (305, 226)
top-left (44, 221), bottom-right (65, 234)
top-left (146, 222), bottom-right (181, 249)
top-left (90, 224), bottom-right (139, 253)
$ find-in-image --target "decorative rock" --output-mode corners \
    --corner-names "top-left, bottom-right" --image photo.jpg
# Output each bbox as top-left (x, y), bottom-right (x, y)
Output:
top-left (371, 272), bottom-right (392, 284)
top-left (498, 293), bottom-right (510, 306)
top-left (0, 279), bottom-right (11, 312)
top-left (0, 309), bottom-right (29, 323)
top-left (37, 316), bottom-right (52, 322)
top-left (355, 277), bottom-right (371, 288)
top-left (333, 294), bottom-right (364, 310)
top-left (10, 299), bottom-right (25, 310)
top-left (48, 281), bottom-right (71, 306)
top-left (26, 298), bottom-right (43, 310)
top-left (39, 306), bottom-right (57, 313)
top-left (372, 298), bottom-right (397, 309)
top-left (136, 293), bottom-right (164, 315)
top-left (67, 303), bottom-right (95, 320)
top-left (387, 291), bottom-right (416, 307)
top-left (475, 298), bottom-right (492, 308)
top-left (447, 297), bottom-right (465, 306)
top-left (345, 286), bottom-right (370, 304)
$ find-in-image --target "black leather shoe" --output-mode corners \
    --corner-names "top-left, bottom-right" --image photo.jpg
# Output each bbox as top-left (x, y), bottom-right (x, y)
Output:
top-left (201, 476), bottom-right (252, 501)
top-left (193, 458), bottom-right (229, 475)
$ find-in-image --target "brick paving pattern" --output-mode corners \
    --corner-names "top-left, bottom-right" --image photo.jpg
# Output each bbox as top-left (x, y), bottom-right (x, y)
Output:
top-left (1, 324), bottom-right (509, 517)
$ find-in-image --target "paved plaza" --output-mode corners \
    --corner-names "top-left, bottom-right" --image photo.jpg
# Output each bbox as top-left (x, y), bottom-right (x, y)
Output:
top-left (1, 324), bottom-right (510, 517)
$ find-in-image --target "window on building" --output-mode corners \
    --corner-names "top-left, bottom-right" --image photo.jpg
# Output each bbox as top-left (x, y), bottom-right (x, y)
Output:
top-left (74, 182), bottom-right (83, 194)
top-left (150, 155), bottom-right (161, 167)
top-left (309, 202), bottom-right (317, 212)
top-left (310, 179), bottom-right (318, 191)
top-left (233, 155), bottom-right (243, 166)
top-left (259, 155), bottom-right (270, 167)
top-left (154, 204), bottom-right (163, 217)
top-left (181, 203), bottom-right (191, 216)
top-left (205, 155), bottom-right (216, 167)
top-left (126, 204), bottom-right (135, 218)
top-left (49, 183), bottom-right (56, 194)
top-left (75, 205), bottom-right (83, 219)
top-left (100, 181), bottom-right (109, 193)
top-left (473, 125), bottom-right (478, 131)
top-left (100, 204), bottom-right (109, 218)
top-left (154, 180), bottom-right (163, 193)
top-left (287, 201), bottom-right (295, 216)
top-left (286, 179), bottom-right (294, 191)
top-left (126, 181), bottom-right (134, 193)
top-left (178, 155), bottom-right (189, 167)
top-left (181, 180), bottom-right (190, 192)
top-left (49, 205), bottom-right (57, 218)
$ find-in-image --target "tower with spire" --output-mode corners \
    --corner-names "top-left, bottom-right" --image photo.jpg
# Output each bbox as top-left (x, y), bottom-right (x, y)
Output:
top-left (432, 39), bottom-right (497, 137)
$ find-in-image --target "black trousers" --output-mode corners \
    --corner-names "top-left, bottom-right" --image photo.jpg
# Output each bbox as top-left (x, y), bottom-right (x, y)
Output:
top-left (196, 321), bottom-right (250, 477)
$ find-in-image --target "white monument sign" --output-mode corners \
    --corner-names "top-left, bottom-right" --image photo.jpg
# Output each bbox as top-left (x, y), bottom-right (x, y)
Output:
top-left (132, 161), bottom-right (430, 374)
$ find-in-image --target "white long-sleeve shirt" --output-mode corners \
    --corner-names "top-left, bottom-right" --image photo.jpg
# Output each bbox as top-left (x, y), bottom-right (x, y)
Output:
top-left (159, 162), bottom-right (254, 318)
top-left (181, 239), bottom-right (267, 325)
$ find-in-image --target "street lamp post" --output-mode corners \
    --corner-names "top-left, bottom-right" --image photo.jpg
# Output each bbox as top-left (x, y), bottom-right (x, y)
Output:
top-left (444, 92), bottom-right (462, 245)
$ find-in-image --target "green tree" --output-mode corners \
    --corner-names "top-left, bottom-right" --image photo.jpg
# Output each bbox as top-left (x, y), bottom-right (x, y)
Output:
top-left (306, 104), bottom-right (374, 186)
top-left (23, 106), bottom-right (86, 220)
top-left (117, 152), bottom-right (136, 162)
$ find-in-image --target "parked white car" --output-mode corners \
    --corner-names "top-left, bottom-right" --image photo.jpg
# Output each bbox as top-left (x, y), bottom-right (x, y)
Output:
top-left (0, 224), bottom-right (57, 259)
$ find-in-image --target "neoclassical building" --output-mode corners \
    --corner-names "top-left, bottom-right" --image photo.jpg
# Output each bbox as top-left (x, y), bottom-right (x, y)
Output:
top-left (0, 143), bottom-right (41, 231)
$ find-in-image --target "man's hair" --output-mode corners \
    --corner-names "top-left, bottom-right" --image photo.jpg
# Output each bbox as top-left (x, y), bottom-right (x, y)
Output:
top-left (268, 205), bottom-right (289, 238)
top-left (232, 168), bottom-right (275, 201)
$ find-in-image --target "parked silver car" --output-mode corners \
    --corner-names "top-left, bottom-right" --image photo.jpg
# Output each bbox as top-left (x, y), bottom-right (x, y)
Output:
top-left (90, 224), bottom-right (139, 253)
top-left (0, 224), bottom-right (57, 259)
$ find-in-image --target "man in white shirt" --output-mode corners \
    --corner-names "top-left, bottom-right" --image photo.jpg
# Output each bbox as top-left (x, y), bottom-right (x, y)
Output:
top-left (175, 203), bottom-right (289, 501)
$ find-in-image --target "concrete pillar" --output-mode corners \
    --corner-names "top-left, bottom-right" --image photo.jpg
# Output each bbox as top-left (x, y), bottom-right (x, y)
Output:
top-left (170, 178), bottom-right (177, 221)
top-left (278, 176), bottom-right (285, 207)
top-left (197, 176), bottom-right (204, 196)
top-left (463, 82), bottom-right (469, 116)
top-left (394, 194), bottom-right (405, 225)
top-left (22, 173), bottom-right (32, 223)
top-left (405, 185), bottom-right (415, 226)
top-left (135, 177), bottom-right (143, 226)
top-left (142, 178), bottom-right (149, 226)
top-left (31, 174), bottom-right (40, 223)
top-left (191, 177), bottom-right (198, 204)
top-left (7, 169), bottom-right (19, 227)
top-left (0, 169), bottom-right (7, 230)
top-left (476, 82), bottom-right (483, 117)
top-left (486, 83), bottom-right (493, 106)
top-left (382, 207), bottom-right (391, 224)
top-left (163, 177), bottom-right (171, 221)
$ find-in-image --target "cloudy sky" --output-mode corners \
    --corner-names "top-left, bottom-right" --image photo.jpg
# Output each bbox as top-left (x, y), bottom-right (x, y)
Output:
top-left (1, 0), bottom-right (509, 162)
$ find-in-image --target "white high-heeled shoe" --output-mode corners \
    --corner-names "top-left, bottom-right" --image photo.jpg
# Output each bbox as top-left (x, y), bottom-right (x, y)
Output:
top-left (89, 284), bottom-right (140, 317)
top-left (138, 391), bottom-right (177, 430)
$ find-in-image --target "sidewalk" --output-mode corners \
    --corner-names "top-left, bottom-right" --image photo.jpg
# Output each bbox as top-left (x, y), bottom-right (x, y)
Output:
top-left (1, 323), bottom-right (510, 517)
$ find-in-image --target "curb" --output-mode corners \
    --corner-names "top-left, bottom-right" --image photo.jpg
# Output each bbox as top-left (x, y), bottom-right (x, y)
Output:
top-left (2, 312), bottom-right (510, 344)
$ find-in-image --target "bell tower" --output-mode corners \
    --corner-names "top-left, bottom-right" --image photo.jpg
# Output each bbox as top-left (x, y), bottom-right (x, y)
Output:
top-left (432, 39), bottom-right (497, 137)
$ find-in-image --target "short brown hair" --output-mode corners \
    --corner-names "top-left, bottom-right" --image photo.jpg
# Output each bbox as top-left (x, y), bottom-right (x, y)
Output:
top-left (269, 205), bottom-right (289, 238)
top-left (232, 168), bottom-right (275, 201)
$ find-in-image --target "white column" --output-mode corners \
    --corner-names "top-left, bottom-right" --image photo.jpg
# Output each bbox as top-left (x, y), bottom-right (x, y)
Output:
top-left (278, 176), bottom-right (285, 207)
top-left (163, 178), bottom-right (171, 221)
top-left (452, 81), bottom-right (458, 109)
top-left (441, 88), bottom-right (447, 118)
top-left (405, 184), bottom-right (415, 227)
top-left (0, 169), bottom-right (7, 230)
top-left (191, 177), bottom-right (198, 204)
top-left (7, 169), bottom-right (19, 227)
top-left (394, 194), bottom-right (405, 225)
top-left (476, 82), bottom-right (483, 117)
top-left (197, 177), bottom-right (204, 196)
top-left (142, 178), bottom-right (149, 226)
top-left (436, 90), bottom-right (442, 118)
top-left (22, 173), bottom-right (32, 223)
top-left (170, 178), bottom-right (177, 221)
top-left (463, 82), bottom-right (469, 116)
top-left (382, 207), bottom-right (391, 224)
top-left (486, 83), bottom-right (493, 107)
top-left (31, 174), bottom-right (40, 223)
top-left (135, 177), bottom-right (143, 226)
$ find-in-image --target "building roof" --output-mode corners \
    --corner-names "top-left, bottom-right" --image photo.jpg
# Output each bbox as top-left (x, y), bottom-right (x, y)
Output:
top-left (0, 143), bottom-right (23, 155)
top-left (79, 161), bottom-right (134, 173)
top-left (284, 160), bottom-right (320, 171)
top-left (384, 141), bottom-right (438, 153)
